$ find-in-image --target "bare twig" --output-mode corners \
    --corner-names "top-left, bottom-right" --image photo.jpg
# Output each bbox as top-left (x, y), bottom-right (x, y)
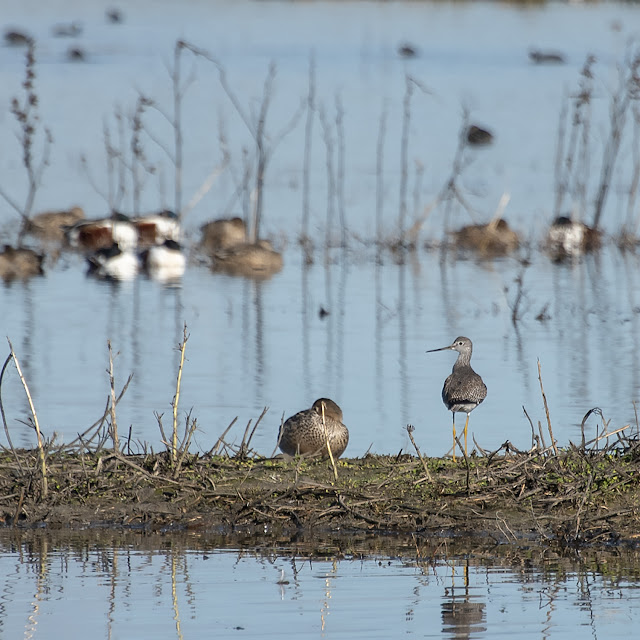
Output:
top-left (0, 353), bottom-right (22, 469)
top-left (320, 400), bottom-right (339, 482)
top-left (537, 360), bottom-right (558, 456)
top-left (0, 41), bottom-right (53, 241)
top-left (245, 406), bottom-right (268, 455)
top-left (7, 339), bottom-right (47, 497)
top-left (171, 324), bottom-right (189, 465)
top-left (207, 417), bottom-right (238, 457)
top-left (406, 424), bottom-right (432, 482)
top-left (107, 340), bottom-right (120, 453)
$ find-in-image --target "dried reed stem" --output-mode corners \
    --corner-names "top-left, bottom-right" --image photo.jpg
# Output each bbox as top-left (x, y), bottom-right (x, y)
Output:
top-left (537, 359), bottom-right (558, 455)
top-left (208, 417), bottom-right (237, 456)
top-left (107, 340), bottom-right (119, 453)
top-left (174, 415), bottom-right (198, 478)
top-left (172, 324), bottom-right (189, 465)
top-left (406, 424), bottom-right (432, 482)
top-left (0, 353), bottom-right (22, 469)
top-left (245, 406), bottom-right (268, 454)
top-left (8, 339), bottom-right (47, 497)
top-left (320, 401), bottom-right (338, 482)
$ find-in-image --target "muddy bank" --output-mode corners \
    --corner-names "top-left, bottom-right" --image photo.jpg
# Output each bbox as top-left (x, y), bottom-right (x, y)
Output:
top-left (2, 443), bottom-right (640, 551)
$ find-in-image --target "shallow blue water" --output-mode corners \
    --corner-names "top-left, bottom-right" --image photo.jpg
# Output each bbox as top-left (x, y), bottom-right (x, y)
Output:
top-left (0, 0), bottom-right (639, 458)
top-left (1, 533), bottom-right (639, 639)
top-left (1, 1), bottom-right (640, 634)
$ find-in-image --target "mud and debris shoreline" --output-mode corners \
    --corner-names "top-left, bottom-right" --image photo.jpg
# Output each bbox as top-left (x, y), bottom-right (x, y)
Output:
top-left (2, 443), bottom-right (639, 553)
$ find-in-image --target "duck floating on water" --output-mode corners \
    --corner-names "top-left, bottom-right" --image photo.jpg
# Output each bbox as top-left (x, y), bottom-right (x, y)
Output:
top-left (0, 245), bottom-right (44, 280)
top-left (67, 213), bottom-right (138, 252)
top-left (133, 210), bottom-right (181, 248)
top-left (451, 218), bottom-right (520, 256)
top-left (66, 210), bottom-right (180, 253)
top-left (26, 206), bottom-right (85, 243)
top-left (546, 215), bottom-right (601, 262)
top-left (212, 239), bottom-right (283, 279)
top-left (200, 217), bottom-right (247, 252)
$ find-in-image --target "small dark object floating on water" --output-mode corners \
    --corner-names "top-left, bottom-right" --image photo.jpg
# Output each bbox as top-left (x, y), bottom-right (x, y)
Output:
top-left (529, 49), bottom-right (566, 65)
top-left (67, 47), bottom-right (86, 62)
top-left (466, 124), bottom-right (494, 146)
top-left (4, 29), bottom-right (32, 47)
top-left (106, 8), bottom-right (124, 24)
top-left (398, 43), bottom-right (418, 58)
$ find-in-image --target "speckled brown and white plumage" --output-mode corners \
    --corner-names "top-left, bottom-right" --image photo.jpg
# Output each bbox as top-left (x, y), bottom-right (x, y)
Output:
top-left (428, 336), bottom-right (486, 460)
top-left (440, 337), bottom-right (487, 414)
top-left (278, 398), bottom-right (349, 459)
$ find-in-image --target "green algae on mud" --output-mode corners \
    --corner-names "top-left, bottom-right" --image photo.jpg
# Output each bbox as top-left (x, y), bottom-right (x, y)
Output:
top-left (2, 445), bottom-right (640, 551)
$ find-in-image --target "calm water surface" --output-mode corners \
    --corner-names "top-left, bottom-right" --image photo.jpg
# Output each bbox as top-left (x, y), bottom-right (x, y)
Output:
top-left (2, 1), bottom-right (640, 633)
top-left (1, 531), bottom-right (640, 639)
top-left (0, 0), bottom-right (640, 459)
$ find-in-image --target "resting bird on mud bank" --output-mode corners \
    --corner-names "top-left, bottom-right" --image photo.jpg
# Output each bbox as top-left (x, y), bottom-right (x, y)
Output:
top-left (278, 398), bottom-right (349, 459)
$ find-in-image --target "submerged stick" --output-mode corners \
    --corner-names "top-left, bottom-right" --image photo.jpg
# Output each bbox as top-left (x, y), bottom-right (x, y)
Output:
top-left (8, 339), bottom-right (47, 497)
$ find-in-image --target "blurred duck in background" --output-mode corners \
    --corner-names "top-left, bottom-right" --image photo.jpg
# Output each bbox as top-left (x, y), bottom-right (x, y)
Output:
top-left (86, 243), bottom-right (139, 281)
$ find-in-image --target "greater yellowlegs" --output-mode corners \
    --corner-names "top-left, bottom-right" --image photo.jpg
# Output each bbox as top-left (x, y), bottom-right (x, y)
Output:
top-left (427, 336), bottom-right (487, 461)
top-left (278, 398), bottom-right (349, 459)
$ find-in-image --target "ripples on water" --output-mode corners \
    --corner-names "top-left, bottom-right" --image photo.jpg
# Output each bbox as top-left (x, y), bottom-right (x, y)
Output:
top-left (1, 531), bottom-right (639, 639)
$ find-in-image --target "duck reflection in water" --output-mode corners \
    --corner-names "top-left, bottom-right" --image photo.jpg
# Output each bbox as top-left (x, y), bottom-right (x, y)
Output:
top-left (212, 239), bottom-right (283, 279)
top-left (140, 239), bottom-right (186, 282)
top-left (86, 243), bottom-right (139, 281)
top-left (278, 398), bottom-right (349, 459)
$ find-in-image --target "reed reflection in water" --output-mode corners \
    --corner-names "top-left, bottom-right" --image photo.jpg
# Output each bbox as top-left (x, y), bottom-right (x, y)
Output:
top-left (4, 245), bottom-right (640, 459)
top-left (1, 532), bottom-right (640, 639)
